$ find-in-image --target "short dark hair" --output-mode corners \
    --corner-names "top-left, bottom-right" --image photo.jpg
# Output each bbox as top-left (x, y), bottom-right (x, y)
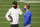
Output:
top-left (25, 4), bottom-right (30, 9)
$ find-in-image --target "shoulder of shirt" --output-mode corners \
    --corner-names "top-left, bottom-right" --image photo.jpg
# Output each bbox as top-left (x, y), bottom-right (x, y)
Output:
top-left (8, 7), bottom-right (14, 10)
top-left (28, 10), bottom-right (31, 12)
top-left (26, 10), bottom-right (31, 13)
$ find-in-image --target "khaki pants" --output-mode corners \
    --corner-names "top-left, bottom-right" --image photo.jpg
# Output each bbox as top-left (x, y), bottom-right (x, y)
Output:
top-left (24, 24), bottom-right (31, 27)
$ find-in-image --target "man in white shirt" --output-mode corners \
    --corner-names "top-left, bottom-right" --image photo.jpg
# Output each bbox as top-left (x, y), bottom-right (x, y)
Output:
top-left (5, 1), bottom-right (23, 27)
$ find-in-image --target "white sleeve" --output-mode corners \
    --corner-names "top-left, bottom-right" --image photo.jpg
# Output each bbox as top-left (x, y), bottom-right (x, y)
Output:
top-left (5, 9), bottom-right (11, 21)
top-left (18, 8), bottom-right (23, 15)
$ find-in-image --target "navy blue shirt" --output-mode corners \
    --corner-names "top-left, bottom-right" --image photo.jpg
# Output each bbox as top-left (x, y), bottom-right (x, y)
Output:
top-left (23, 10), bottom-right (31, 26)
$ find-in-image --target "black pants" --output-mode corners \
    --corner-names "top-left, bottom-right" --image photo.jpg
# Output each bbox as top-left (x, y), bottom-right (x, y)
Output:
top-left (11, 24), bottom-right (19, 27)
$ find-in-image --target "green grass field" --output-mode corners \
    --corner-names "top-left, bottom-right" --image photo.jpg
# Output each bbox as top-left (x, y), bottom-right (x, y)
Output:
top-left (0, 0), bottom-right (40, 27)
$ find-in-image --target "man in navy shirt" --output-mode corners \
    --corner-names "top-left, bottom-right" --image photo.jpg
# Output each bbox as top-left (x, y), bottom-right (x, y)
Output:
top-left (23, 4), bottom-right (31, 27)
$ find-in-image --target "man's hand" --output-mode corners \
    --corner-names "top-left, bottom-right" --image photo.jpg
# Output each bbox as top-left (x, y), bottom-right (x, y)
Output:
top-left (24, 5), bottom-right (26, 8)
top-left (8, 15), bottom-right (13, 22)
top-left (9, 18), bottom-right (12, 22)
top-left (17, 5), bottom-right (19, 8)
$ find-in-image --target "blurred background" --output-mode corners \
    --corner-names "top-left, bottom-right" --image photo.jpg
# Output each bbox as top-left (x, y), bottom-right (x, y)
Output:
top-left (0, 0), bottom-right (40, 27)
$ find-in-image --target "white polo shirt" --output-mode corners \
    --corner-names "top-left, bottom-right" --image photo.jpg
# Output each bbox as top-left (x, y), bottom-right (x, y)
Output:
top-left (5, 7), bottom-right (23, 24)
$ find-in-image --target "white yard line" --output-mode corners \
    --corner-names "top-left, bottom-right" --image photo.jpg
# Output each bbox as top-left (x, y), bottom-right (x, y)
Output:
top-left (20, 22), bottom-right (40, 23)
top-left (0, 5), bottom-right (12, 6)
top-left (0, 22), bottom-right (9, 23)
top-left (0, 2), bottom-right (11, 3)
top-left (0, 12), bottom-right (40, 14)
top-left (0, 22), bottom-right (40, 23)
top-left (1, 8), bottom-right (40, 10)
top-left (0, 17), bottom-right (40, 18)
top-left (0, 8), bottom-right (40, 10)
top-left (17, 1), bottom-right (40, 3)
top-left (0, 1), bottom-right (40, 3)
top-left (0, 5), bottom-right (39, 6)
top-left (31, 12), bottom-right (40, 13)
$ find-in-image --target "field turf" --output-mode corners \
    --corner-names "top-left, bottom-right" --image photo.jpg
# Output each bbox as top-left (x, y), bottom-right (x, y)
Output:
top-left (0, 0), bottom-right (40, 27)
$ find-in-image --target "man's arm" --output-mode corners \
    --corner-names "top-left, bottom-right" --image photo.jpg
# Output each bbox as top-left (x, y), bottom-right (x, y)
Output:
top-left (17, 5), bottom-right (23, 15)
top-left (5, 9), bottom-right (11, 21)
top-left (18, 8), bottom-right (23, 15)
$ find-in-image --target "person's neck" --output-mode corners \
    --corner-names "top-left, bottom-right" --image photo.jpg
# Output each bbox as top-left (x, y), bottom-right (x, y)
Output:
top-left (26, 9), bottom-right (29, 11)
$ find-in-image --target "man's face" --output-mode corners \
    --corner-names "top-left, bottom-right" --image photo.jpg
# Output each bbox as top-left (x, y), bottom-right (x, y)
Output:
top-left (13, 4), bottom-right (16, 7)
top-left (13, 4), bottom-right (17, 9)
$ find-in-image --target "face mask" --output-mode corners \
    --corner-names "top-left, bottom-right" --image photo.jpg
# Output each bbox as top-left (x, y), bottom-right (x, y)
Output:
top-left (24, 8), bottom-right (26, 11)
top-left (13, 5), bottom-right (17, 9)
